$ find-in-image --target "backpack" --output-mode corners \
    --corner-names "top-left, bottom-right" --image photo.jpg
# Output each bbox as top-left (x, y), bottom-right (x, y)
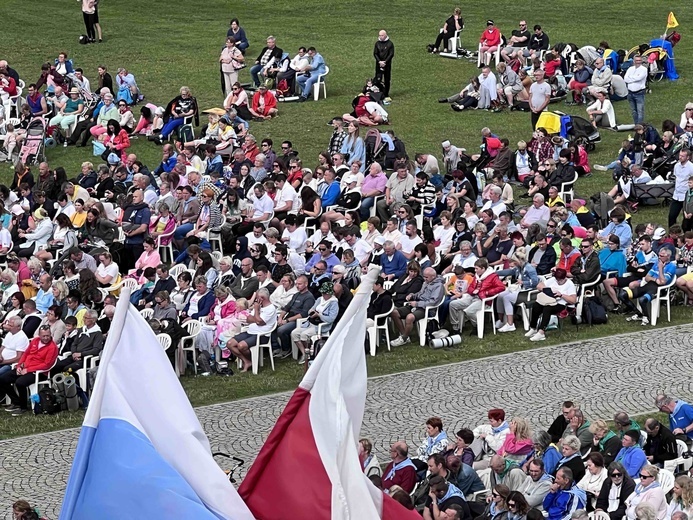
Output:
top-left (33, 387), bottom-right (61, 415)
top-left (425, 318), bottom-right (440, 342)
top-left (583, 296), bottom-right (608, 325)
top-left (276, 79), bottom-right (290, 97)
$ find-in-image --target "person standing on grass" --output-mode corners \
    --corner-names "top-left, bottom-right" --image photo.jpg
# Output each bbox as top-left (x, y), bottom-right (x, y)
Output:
top-left (374, 30), bottom-right (395, 104)
top-left (529, 70), bottom-right (551, 130)
top-left (623, 55), bottom-right (647, 124)
top-left (81, 0), bottom-right (97, 43)
top-left (670, 151), bottom-right (693, 227)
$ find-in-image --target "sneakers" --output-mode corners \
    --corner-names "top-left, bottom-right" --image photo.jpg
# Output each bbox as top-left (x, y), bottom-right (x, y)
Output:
top-left (298, 354), bottom-right (306, 365)
top-left (530, 330), bottom-right (546, 341)
top-left (390, 335), bottom-right (409, 347)
top-left (641, 317), bottom-right (650, 326)
top-left (4, 405), bottom-right (20, 413)
top-left (495, 320), bottom-right (504, 329)
top-left (612, 304), bottom-right (624, 314)
top-left (626, 313), bottom-right (642, 322)
top-left (593, 164), bottom-right (608, 171)
top-left (383, 97), bottom-right (392, 105)
top-left (498, 323), bottom-right (516, 333)
top-left (451, 104), bottom-right (465, 112)
top-left (438, 98), bottom-right (448, 103)
top-left (524, 328), bottom-right (537, 338)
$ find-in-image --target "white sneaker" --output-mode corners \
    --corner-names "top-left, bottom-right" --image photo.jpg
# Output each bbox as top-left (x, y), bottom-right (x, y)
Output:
top-left (593, 164), bottom-right (608, 171)
top-left (495, 320), bottom-right (504, 329)
top-left (530, 330), bottom-right (546, 341)
top-left (524, 328), bottom-right (537, 337)
top-left (641, 317), bottom-right (650, 326)
top-left (625, 314), bottom-right (641, 322)
top-left (498, 323), bottom-right (516, 333)
top-left (390, 336), bottom-right (408, 347)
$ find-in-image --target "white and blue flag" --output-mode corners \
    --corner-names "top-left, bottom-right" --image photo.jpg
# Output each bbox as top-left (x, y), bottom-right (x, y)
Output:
top-left (60, 290), bottom-right (254, 519)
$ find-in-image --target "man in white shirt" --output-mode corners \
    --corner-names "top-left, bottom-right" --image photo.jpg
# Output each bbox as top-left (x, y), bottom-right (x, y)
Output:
top-left (670, 149), bottom-right (693, 226)
top-left (623, 55), bottom-right (648, 124)
top-left (307, 221), bottom-right (336, 250)
top-left (246, 223), bottom-right (269, 249)
top-left (272, 174), bottom-right (298, 223)
top-left (481, 186), bottom-right (507, 218)
top-left (343, 229), bottom-right (373, 265)
top-left (382, 217), bottom-right (403, 245)
top-left (529, 70), bottom-right (552, 130)
top-left (398, 221), bottom-right (423, 259)
top-left (0, 316), bottom-right (29, 376)
top-left (415, 153), bottom-right (440, 177)
top-left (281, 214), bottom-right (307, 253)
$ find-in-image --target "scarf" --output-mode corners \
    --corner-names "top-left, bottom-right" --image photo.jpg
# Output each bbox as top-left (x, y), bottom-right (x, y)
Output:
top-left (438, 482), bottom-right (466, 504)
top-left (599, 430), bottom-right (617, 451)
top-left (81, 324), bottom-right (101, 336)
top-left (557, 452), bottom-right (580, 466)
top-left (492, 421), bottom-right (510, 435)
top-left (565, 484), bottom-right (587, 508)
top-left (498, 458), bottom-right (519, 478)
top-left (635, 481), bottom-right (661, 496)
top-left (427, 430), bottom-right (448, 451)
top-left (362, 454), bottom-right (373, 472)
top-left (385, 458), bottom-right (417, 481)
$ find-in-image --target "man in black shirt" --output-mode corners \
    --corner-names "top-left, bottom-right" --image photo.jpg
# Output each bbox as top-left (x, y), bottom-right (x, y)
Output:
top-left (528, 25), bottom-right (550, 61)
top-left (501, 21), bottom-right (531, 61)
top-left (374, 30), bottom-right (395, 101)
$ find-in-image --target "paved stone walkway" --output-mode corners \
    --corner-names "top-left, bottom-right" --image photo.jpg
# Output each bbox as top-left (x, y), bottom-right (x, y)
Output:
top-left (3, 324), bottom-right (693, 519)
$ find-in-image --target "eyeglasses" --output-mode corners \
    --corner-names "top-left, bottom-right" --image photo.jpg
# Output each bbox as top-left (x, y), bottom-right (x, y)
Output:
top-left (273, 164), bottom-right (281, 168)
top-left (508, 503), bottom-right (517, 508)
top-left (639, 474), bottom-right (653, 480)
top-left (261, 143), bottom-right (269, 147)
top-left (492, 493), bottom-right (500, 498)
top-left (547, 224), bottom-right (556, 228)
top-left (611, 472), bottom-right (623, 478)
top-left (281, 146), bottom-right (289, 150)
top-left (580, 245), bottom-right (590, 249)
top-left (318, 248), bottom-right (327, 252)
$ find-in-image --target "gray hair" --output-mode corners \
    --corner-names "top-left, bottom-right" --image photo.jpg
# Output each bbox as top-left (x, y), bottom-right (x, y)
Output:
top-left (193, 275), bottom-right (208, 286)
top-left (86, 309), bottom-right (99, 319)
top-left (459, 240), bottom-right (472, 250)
top-left (490, 185), bottom-right (502, 196)
top-left (532, 430), bottom-right (552, 451)
top-left (383, 240), bottom-right (395, 249)
top-left (562, 434), bottom-right (581, 452)
top-left (8, 315), bottom-right (22, 327)
top-left (533, 193), bottom-right (545, 203)
top-left (134, 173), bottom-right (150, 187)
top-left (635, 504), bottom-right (657, 520)
top-left (104, 305), bottom-right (116, 319)
top-left (256, 288), bottom-right (270, 300)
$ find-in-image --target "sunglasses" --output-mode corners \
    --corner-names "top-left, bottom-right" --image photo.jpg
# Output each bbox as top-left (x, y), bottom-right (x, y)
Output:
top-left (508, 503), bottom-right (517, 508)
top-left (318, 248), bottom-right (327, 252)
top-left (492, 493), bottom-right (500, 498)
top-left (611, 472), bottom-right (623, 477)
top-left (547, 224), bottom-right (556, 228)
top-left (580, 245), bottom-right (591, 249)
top-left (639, 474), bottom-right (653, 479)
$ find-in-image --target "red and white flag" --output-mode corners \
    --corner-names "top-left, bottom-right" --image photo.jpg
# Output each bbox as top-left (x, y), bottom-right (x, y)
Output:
top-left (239, 268), bottom-right (420, 519)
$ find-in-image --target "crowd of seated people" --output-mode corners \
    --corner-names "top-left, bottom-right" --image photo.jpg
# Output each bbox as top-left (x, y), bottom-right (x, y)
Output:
top-left (362, 398), bottom-right (693, 518)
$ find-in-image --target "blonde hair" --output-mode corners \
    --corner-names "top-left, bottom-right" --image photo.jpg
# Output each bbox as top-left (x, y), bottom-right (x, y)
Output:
top-left (0, 268), bottom-right (16, 285)
top-left (511, 417), bottom-right (531, 441)
top-left (589, 419), bottom-right (609, 435)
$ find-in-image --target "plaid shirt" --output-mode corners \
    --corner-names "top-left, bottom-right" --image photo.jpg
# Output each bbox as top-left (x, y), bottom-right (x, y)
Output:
top-left (329, 130), bottom-right (346, 156)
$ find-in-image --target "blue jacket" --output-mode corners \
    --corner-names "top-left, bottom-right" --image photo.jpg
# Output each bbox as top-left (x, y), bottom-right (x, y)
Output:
top-left (341, 137), bottom-right (366, 172)
top-left (154, 153), bottom-right (178, 176)
top-left (309, 53), bottom-right (327, 75)
top-left (205, 155), bottom-right (224, 176)
top-left (615, 446), bottom-right (647, 478)
top-left (543, 485), bottom-right (587, 520)
top-left (380, 250), bottom-right (408, 278)
top-left (670, 400), bottom-right (693, 440)
top-left (598, 248), bottom-right (627, 276)
top-left (301, 297), bottom-right (339, 334)
top-left (542, 445), bottom-right (561, 476)
top-left (184, 291), bottom-right (215, 320)
top-left (321, 181), bottom-right (341, 207)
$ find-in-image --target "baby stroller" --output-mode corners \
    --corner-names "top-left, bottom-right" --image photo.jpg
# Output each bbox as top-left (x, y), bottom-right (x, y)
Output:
top-left (364, 129), bottom-right (387, 169)
top-left (19, 118), bottom-right (47, 165)
top-left (559, 113), bottom-right (601, 151)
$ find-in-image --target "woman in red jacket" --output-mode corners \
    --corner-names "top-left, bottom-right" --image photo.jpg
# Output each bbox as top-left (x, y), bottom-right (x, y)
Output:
top-left (0, 326), bottom-right (58, 416)
top-left (480, 20), bottom-right (502, 65)
top-left (449, 257), bottom-right (505, 331)
top-left (249, 85), bottom-right (278, 120)
top-left (102, 119), bottom-right (131, 162)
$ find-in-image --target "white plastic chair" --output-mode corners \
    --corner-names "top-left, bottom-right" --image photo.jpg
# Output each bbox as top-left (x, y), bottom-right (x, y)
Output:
top-left (98, 277), bottom-right (139, 299)
top-left (370, 194), bottom-right (384, 217)
top-left (559, 171), bottom-right (579, 203)
top-left (664, 439), bottom-right (693, 472)
top-left (658, 468), bottom-right (675, 494)
top-left (177, 319), bottom-right (203, 376)
top-left (28, 358), bottom-right (58, 397)
top-left (416, 300), bottom-right (444, 346)
top-left (650, 276), bottom-right (676, 326)
top-left (312, 66), bottom-right (329, 101)
top-left (75, 354), bottom-right (100, 393)
top-left (575, 277), bottom-right (602, 320)
top-left (292, 318), bottom-right (327, 360)
top-left (415, 203), bottom-right (436, 230)
top-left (207, 214), bottom-right (226, 252)
top-left (246, 321), bottom-right (278, 375)
top-left (475, 294), bottom-right (500, 338)
top-left (156, 226), bottom-right (176, 264)
top-left (477, 40), bottom-right (503, 67)
top-left (439, 28), bottom-right (464, 58)
top-left (367, 302), bottom-right (395, 356)
top-left (211, 250), bottom-right (222, 261)
top-left (169, 264), bottom-right (186, 280)
top-left (156, 333), bottom-right (172, 351)
top-left (140, 308), bottom-right (154, 320)
top-left (590, 511), bottom-right (611, 520)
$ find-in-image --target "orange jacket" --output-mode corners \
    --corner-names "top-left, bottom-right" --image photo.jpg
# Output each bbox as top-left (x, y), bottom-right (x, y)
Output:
top-left (251, 90), bottom-right (277, 116)
top-left (18, 337), bottom-right (58, 373)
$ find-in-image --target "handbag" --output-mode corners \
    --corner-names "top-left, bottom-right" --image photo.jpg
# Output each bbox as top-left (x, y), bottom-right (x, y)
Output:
top-left (536, 292), bottom-right (557, 306)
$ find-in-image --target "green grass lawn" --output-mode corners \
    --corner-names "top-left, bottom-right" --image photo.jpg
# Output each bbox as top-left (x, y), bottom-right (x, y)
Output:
top-left (0, 0), bottom-right (692, 438)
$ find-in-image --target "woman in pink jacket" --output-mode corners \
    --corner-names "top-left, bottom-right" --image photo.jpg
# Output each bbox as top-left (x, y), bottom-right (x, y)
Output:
top-left (102, 119), bottom-right (130, 162)
top-left (498, 417), bottom-right (534, 463)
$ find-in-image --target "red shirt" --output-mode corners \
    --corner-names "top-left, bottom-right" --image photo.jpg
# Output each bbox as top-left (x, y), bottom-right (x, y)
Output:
top-left (382, 461), bottom-right (417, 493)
top-left (18, 337), bottom-right (58, 373)
top-left (480, 28), bottom-right (501, 47)
top-left (544, 58), bottom-right (561, 77)
top-left (251, 91), bottom-right (277, 116)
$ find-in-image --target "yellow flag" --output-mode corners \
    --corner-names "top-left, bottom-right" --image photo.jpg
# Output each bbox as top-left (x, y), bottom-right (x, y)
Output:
top-left (667, 11), bottom-right (679, 29)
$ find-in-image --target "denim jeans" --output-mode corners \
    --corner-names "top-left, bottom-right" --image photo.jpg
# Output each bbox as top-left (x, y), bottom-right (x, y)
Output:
top-left (359, 197), bottom-right (376, 220)
top-left (296, 71), bottom-right (321, 98)
top-left (627, 90), bottom-right (645, 124)
top-left (250, 64), bottom-right (264, 87)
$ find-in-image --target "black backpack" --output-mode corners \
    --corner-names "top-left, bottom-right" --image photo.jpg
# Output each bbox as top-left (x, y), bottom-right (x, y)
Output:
top-left (583, 296), bottom-right (608, 325)
top-left (33, 387), bottom-right (61, 415)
